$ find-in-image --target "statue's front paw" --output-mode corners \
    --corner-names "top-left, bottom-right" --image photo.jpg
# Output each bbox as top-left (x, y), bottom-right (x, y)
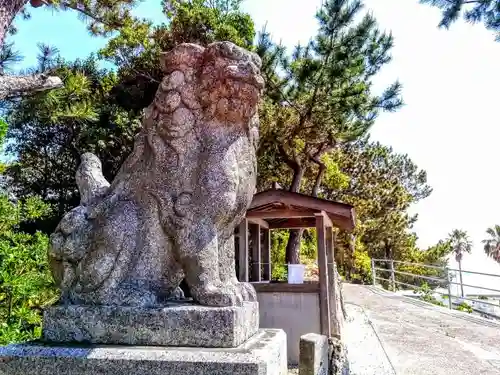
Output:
top-left (236, 282), bottom-right (257, 302)
top-left (192, 284), bottom-right (243, 307)
top-left (168, 286), bottom-right (185, 300)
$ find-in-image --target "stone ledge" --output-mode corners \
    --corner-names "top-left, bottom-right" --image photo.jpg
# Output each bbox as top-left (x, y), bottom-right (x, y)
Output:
top-left (42, 301), bottom-right (258, 348)
top-left (0, 329), bottom-right (287, 375)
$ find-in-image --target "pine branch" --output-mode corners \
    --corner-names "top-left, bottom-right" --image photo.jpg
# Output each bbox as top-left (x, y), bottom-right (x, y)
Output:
top-left (309, 142), bottom-right (334, 196)
top-left (0, 73), bottom-right (63, 100)
top-left (117, 50), bottom-right (159, 83)
top-left (58, 0), bottom-right (126, 31)
top-left (277, 143), bottom-right (299, 170)
top-left (35, 0), bottom-right (130, 32)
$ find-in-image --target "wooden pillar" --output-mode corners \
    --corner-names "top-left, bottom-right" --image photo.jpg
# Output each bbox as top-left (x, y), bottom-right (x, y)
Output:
top-left (238, 219), bottom-right (249, 282)
top-left (262, 228), bottom-right (271, 281)
top-left (315, 213), bottom-right (331, 336)
top-left (326, 226), bottom-right (340, 338)
top-left (250, 223), bottom-right (261, 282)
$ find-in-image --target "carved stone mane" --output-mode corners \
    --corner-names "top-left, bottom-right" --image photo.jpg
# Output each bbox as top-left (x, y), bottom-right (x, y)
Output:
top-left (48, 41), bottom-right (264, 308)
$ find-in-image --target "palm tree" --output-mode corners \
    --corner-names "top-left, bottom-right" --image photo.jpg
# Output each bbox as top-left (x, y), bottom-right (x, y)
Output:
top-left (482, 225), bottom-right (500, 264)
top-left (448, 229), bottom-right (473, 298)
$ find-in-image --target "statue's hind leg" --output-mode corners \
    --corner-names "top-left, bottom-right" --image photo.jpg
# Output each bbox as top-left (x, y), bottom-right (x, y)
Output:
top-left (71, 200), bottom-right (161, 307)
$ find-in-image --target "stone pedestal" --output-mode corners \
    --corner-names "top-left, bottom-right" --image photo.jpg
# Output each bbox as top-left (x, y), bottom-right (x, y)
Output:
top-left (42, 301), bottom-right (258, 348)
top-left (0, 329), bottom-right (287, 375)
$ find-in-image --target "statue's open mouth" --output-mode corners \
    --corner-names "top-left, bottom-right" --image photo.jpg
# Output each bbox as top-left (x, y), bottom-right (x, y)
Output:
top-left (222, 63), bottom-right (265, 92)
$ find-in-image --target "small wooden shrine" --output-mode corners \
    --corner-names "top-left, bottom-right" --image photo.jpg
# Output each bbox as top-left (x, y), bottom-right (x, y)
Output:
top-left (235, 188), bottom-right (355, 364)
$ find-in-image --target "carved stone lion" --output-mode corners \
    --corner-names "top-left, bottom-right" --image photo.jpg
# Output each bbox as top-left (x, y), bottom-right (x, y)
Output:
top-left (49, 41), bottom-right (264, 307)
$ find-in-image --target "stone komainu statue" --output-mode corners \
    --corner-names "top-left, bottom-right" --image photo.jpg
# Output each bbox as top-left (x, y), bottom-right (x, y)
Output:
top-left (48, 41), bottom-right (264, 308)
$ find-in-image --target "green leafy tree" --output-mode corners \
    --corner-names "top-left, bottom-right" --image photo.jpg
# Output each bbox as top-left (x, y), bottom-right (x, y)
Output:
top-left (0, 194), bottom-right (57, 344)
top-left (420, 0), bottom-right (500, 40)
top-left (448, 229), bottom-right (472, 297)
top-left (316, 137), bottom-right (454, 285)
top-left (4, 52), bottom-right (130, 233)
top-left (257, 0), bottom-right (402, 263)
top-left (0, 0), bottom-right (145, 99)
top-left (325, 138), bottom-right (431, 269)
top-left (100, 0), bottom-right (255, 114)
top-left (397, 239), bottom-right (452, 289)
top-left (482, 225), bottom-right (500, 263)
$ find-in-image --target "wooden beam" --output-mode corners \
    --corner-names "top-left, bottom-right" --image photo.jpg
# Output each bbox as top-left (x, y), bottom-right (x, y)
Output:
top-left (262, 228), bottom-right (271, 281)
top-left (249, 223), bottom-right (261, 282)
top-left (321, 210), bottom-right (333, 228)
top-left (252, 282), bottom-right (319, 293)
top-left (238, 219), bottom-right (249, 282)
top-left (315, 213), bottom-right (331, 336)
top-left (246, 209), bottom-right (318, 219)
top-left (247, 217), bottom-right (269, 229)
top-left (268, 218), bottom-right (316, 229)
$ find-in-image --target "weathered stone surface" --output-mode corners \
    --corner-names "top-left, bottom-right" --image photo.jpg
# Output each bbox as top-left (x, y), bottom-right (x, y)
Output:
top-left (299, 333), bottom-right (329, 375)
top-left (331, 265), bottom-right (346, 337)
top-left (47, 41), bottom-right (265, 308)
top-left (42, 301), bottom-right (258, 348)
top-left (327, 337), bottom-right (349, 375)
top-left (0, 329), bottom-right (287, 375)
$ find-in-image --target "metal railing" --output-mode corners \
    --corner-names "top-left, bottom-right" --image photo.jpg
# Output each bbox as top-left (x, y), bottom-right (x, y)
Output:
top-left (371, 258), bottom-right (500, 319)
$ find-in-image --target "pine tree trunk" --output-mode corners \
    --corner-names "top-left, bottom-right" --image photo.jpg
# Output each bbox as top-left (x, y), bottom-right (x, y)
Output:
top-left (0, 0), bottom-right (27, 46)
top-left (284, 158), bottom-right (326, 265)
top-left (289, 165), bottom-right (304, 193)
top-left (285, 230), bottom-right (302, 264)
top-left (285, 166), bottom-right (304, 264)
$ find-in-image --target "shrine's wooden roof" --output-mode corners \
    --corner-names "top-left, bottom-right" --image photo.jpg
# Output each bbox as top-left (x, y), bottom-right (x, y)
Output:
top-left (246, 189), bottom-right (356, 231)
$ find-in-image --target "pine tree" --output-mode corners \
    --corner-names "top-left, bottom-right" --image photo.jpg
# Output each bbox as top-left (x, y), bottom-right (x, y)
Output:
top-left (0, 0), bottom-right (143, 99)
top-left (257, 0), bottom-right (402, 263)
top-left (420, 0), bottom-right (500, 40)
top-left (324, 137), bottom-right (432, 280)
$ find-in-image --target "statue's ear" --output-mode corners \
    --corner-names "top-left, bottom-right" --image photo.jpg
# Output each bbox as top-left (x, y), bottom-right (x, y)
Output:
top-left (160, 43), bottom-right (205, 74)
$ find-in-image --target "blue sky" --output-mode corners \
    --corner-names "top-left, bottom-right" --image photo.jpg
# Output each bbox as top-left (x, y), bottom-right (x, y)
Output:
top-left (9, 0), bottom-right (500, 284)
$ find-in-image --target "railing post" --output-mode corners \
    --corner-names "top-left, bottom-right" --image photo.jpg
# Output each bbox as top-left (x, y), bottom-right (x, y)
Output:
top-left (390, 260), bottom-right (396, 291)
top-left (371, 258), bottom-right (376, 286)
top-left (446, 268), bottom-right (452, 310)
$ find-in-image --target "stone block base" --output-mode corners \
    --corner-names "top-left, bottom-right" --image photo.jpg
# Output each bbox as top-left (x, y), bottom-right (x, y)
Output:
top-left (0, 329), bottom-right (287, 375)
top-left (299, 333), bottom-right (329, 375)
top-left (42, 301), bottom-right (258, 348)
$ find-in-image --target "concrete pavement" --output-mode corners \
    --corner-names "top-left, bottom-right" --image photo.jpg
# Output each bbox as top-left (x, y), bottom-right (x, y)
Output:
top-left (342, 284), bottom-right (500, 375)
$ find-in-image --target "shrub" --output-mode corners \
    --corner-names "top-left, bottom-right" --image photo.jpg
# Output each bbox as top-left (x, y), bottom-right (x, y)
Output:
top-left (0, 195), bottom-right (58, 344)
top-left (350, 247), bottom-right (373, 284)
top-left (414, 282), bottom-right (445, 307)
top-left (456, 302), bottom-right (473, 314)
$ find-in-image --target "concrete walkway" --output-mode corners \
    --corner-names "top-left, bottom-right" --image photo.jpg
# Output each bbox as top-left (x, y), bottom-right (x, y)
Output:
top-left (343, 284), bottom-right (500, 375)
